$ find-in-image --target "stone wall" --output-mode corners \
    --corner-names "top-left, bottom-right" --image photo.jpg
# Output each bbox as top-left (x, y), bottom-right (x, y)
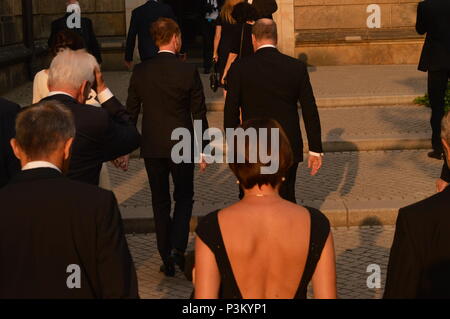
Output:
top-left (294, 0), bottom-right (424, 65)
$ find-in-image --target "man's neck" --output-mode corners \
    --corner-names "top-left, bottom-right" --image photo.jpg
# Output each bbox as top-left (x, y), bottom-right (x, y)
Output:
top-left (48, 88), bottom-right (77, 99)
top-left (256, 43), bottom-right (277, 51)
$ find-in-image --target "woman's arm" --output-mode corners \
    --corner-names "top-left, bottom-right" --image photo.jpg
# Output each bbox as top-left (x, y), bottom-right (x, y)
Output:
top-left (194, 236), bottom-right (221, 299)
top-left (213, 25), bottom-right (222, 62)
top-left (222, 52), bottom-right (238, 84)
top-left (311, 232), bottom-right (337, 299)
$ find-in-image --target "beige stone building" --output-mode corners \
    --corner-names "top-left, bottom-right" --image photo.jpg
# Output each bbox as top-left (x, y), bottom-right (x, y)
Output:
top-left (0, 0), bottom-right (423, 94)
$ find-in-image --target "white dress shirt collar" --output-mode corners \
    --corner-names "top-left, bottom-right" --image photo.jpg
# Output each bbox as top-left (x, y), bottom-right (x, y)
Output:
top-left (256, 44), bottom-right (277, 51)
top-left (158, 50), bottom-right (176, 55)
top-left (22, 161), bottom-right (62, 173)
top-left (48, 91), bottom-right (75, 99)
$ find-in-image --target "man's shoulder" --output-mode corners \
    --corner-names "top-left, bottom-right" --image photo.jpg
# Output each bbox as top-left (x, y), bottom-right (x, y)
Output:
top-left (400, 189), bottom-right (450, 223)
top-left (0, 98), bottom-right (20, 115)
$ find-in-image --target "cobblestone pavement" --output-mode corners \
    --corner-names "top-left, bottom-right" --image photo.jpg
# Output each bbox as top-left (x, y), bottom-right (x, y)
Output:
top-left (127, 225), bottom-right (394, 299)
top-left (111, 149), bottom-right (442, 212)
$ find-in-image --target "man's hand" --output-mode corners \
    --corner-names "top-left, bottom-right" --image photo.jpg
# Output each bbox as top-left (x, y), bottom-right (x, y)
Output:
top-left (308, 155), bottom-right (322, 176)
top-left (124, 60), bottom-right (134, 70)
top-left (436, 178), bottom-right (449, 193)
top-left (113, 155), bottom-right (130, 172)
top-left (94, 67), bottom-right (107, 94)
top-left (199, 155), bottom-right (208, 172)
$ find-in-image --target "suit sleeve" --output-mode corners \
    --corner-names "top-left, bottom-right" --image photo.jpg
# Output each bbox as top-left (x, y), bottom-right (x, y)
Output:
top-left (96, 192), bottom-right (139, 299)
top-left (384, 209), bottom-right (420, 299)
top-left (223, 63), bottom-right (242, 130)
top-left (125, 11), bottom-right (138, 62)
top-left (298, 63), bottom-right (323, 154)
top-left (101, 96), bottom-right (141, 161)
top-left (190, 68), bottom-right (210, 151)
top-left (416, 2), bottom-right (427, 35)
top-left (86, 19), bottom-right (102, 64)
top-left (126, 68), bottom-right (142, 126)
top-left (441, 161), bottom-right (450, 183)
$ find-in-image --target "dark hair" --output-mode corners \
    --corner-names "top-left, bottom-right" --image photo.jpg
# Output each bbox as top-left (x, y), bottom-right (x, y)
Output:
top-left (229, 119), bottom-right (293, 190)
top-left (232, 2), bottom-right (259, 24)
top-left (50, 30), bottom-right (85, 57)
top-left (252, 19), bottom-right (278, 43)
top-left (150, 18), bottom-right (181, 48)
top-left (15, 101), bottom-right (76, 160)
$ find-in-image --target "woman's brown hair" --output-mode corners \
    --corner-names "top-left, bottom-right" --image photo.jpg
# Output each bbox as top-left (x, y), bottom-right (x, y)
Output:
top-left (50, 30), bottom-right (85, 57)
top-left (229, 118), bottom-right (294, 190)
top-left (220, 0), bottom-right (245, 24)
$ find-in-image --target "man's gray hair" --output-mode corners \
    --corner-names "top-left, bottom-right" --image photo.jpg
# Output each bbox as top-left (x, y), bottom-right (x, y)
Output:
top-left (252, 18), bottom-right (278, 44)
top-left (15, 101), bottom-right (76, 159)
top-left (48, 49), bottom-right (98, 91)
top-left (442, 111), bottom-right (450, 144)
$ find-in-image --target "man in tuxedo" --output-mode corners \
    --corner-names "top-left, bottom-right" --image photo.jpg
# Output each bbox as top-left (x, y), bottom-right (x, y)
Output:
top-left (125, 0), bottom-right (176, 68)
top-left (48, 0), bottom-right (102, 63)
top-left (0, 98), bottom-right (21, 188)
top-left (384, 112), bottom-right (450, 298)
top-left (224, 19), bottom-right (323, 203)
top-left (416, 0), bottom-right (450, 160)
top-left (127, 18), bottom-right (209, 277)
top-left (42, 49), bottom-right (140, 185)
top-left (0, 102), bottom-right (138, 299)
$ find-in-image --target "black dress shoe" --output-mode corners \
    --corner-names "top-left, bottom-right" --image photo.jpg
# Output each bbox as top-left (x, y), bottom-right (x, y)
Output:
top-left (160, 263), bottom-right (175, 277)
top-left (171, 250), bottom-right (186, 272)
top-left (428, 150), bottom-right (444, 160)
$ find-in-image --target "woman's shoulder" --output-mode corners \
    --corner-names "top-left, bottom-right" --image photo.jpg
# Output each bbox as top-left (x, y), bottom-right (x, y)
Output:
top-left (34, 69), bottom-right (48, 82)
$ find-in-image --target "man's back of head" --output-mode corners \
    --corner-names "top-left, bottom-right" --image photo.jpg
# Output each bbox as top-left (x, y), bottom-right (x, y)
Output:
top-left (252, 18), bottom-right (278, 49)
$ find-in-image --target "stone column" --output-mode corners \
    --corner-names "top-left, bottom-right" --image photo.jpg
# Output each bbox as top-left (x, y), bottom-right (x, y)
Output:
top-left (273, 0), bottom-right (295, 57)
top-left (125, 0), bottom-right (147, 62)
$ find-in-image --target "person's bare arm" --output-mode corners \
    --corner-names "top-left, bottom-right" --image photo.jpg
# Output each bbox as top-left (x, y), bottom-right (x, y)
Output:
top-left (194, 237), bottom-right (221, 299)
top-left (222, 53), bottom-right (238, 84)
top-left (311, 232), bottom-right (337, 299)
top-left (213, 25), bottom-right (222, 62)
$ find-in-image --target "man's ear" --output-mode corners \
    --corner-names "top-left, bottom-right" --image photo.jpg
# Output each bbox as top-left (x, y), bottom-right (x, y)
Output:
top-left (10, 138), bottom-right (22, 161)
top-left (78, 80), bottom-right (91, 104)
top-left (63, 138), bottom-right (74, 161)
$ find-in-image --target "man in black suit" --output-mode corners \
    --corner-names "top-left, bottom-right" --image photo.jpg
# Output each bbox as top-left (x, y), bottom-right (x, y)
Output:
top-left (48, 0), bottom-right (102, 63)
top-left (0, 102), bottom-right (138, 299)
top-left (0, 98), bottom-right (21, 188)
top-left (43, 49), bottom-right (140, 185)
top-left (125, 0), bottom-right (175, 68)
top-left (416, 0), bottom-right (450, 160)
top-left (224, 19), bottom-right (323, 203)
top-left (384, 111), bottom-right (450, 298)
top-left (127, 18), bottom-right (209, 277)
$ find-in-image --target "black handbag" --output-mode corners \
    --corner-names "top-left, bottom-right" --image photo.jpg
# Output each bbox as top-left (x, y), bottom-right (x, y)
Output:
top-left (210, 60), bottom-right (220, 92)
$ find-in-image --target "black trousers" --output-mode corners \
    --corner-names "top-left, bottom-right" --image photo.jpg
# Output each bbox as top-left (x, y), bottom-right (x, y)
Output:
top-left (239, 162), bottom-right (300, 204)
top-left (428, 69), bottom-right (450, 153)
top-left (202, 19), bottom-right (216, 71)
top-left (144, 158), bottom-right (194, 264)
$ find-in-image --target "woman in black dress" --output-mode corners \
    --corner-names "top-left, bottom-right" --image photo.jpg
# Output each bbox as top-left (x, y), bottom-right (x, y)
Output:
top-left (194, 119), bottom-right (337, 299)
top-left (213, 0), bottom-right (244, 85)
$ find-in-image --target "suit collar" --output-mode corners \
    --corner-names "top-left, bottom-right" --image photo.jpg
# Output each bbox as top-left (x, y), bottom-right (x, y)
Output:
top-left (157, 51), bottom-right (178, 59)
top-left (8, 168), bottom-right (64, 185)
top-left (42, 94), bottom-right (79, 105)
top-left (255, 47), bottom-right (279, 55)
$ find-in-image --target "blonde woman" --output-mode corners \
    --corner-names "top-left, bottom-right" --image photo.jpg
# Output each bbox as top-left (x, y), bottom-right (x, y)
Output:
top-left (213, 0), bottom-right (244, 87)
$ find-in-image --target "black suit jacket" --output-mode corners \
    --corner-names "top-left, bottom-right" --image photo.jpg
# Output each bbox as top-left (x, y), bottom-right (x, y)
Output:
top-left (0, 168), bottom-right (138, 299)
top-left (224, 47), bottom-right (323, 163)
top-left (127, 52), bottom-right (209, 159)
top-left (41, 94), bottom-right (140, 185)
top-left (384, 187), bottom-right (450, 298)
top-left (0, 98), bottom-right (21, 188)
top-left (48, 14), bottom-right (102, 64)
top-left (416, 0), bottom-right (450, 72)
top-left (125, 1), bottom-right (175, 62)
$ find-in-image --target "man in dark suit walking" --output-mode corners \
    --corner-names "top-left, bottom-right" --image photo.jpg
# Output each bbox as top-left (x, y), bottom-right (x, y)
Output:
top-left (125, 0), bottom-right (176, 68)
top-left (48, 0), bottom-right (102, 64)
top-left (0, 98), bottom-right (21, 188)
top-left (43, 49), bottom-right (140, 185)
top-left (224, 19), bottom-right (323, 203)
top-left (127, 18), bottom-right (209, 277)
top-left (416, 0), bottom-right (450, 160)
top-left (0, 101), bottom-right (138, 299)
top-left (384, 111), bottom-right (450, 298)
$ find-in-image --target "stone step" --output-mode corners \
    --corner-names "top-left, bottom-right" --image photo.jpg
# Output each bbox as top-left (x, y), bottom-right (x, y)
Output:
top-left (114, 149), bottom-right (443, 233)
